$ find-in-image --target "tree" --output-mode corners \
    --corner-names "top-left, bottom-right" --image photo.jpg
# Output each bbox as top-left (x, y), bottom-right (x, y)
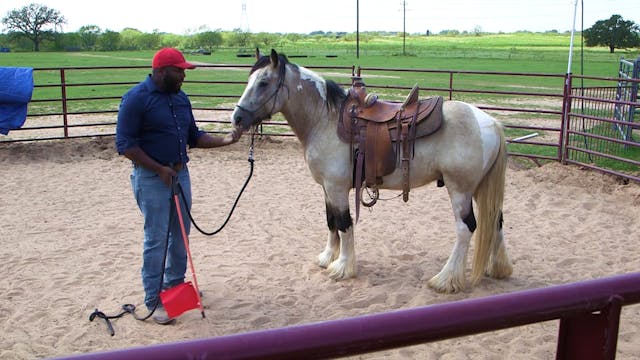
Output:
top-left (119, 28), bottom-right (143, 50)
top-left (1, 3), bottom-right (66, 51)
top-left (195, 31), bottom-right (223, 50)
top-left (584, 14), bottom-right (640, 53)
top-left (253, 32), bottom-right (280, 48)
top-left (54, 32), bottom-right (81, 51)
top-left (227, 30), bottom-right (253, 48)
top-left (78, 25), bottom-right (101, 50)
top-left (136, 31), bottom-right (161, 50)
top-left (96, 30), bottom-right (120, 51)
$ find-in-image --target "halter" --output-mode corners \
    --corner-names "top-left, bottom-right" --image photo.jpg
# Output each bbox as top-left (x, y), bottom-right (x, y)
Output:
top-left (234, 58), bottom-right (288, 120)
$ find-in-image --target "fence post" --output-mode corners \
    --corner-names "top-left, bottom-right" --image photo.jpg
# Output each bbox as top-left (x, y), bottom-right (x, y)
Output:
top-left (60, 68), bottom-right (69, 138)
top-left (555, 295), bottom-right (622, 360)
top-left (559, 73), bottom-right (572, 164)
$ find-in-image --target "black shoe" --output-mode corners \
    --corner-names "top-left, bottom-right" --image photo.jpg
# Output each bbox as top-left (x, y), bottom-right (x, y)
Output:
top-left (152, 307), bottom-right (176, 325)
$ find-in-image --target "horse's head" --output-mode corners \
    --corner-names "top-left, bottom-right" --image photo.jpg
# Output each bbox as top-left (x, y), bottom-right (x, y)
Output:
top-left (232, 49), bottom-right (289, 131)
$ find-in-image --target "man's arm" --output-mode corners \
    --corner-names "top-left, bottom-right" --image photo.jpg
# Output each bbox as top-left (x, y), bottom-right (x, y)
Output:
top-left (195, 127), bottom-right (242, 148)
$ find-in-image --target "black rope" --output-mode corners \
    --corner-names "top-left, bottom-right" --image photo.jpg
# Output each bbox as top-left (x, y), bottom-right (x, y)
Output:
top-left (89, 303), bottom-right (155, 336)
top-left (181, 132), bottom-right (256, 236)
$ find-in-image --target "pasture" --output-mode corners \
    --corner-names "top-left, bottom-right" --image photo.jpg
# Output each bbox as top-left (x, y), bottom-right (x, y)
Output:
top-left (1, 33), bottom-right (634, 125)
top-left (0, 32), bottom-right (634, 75)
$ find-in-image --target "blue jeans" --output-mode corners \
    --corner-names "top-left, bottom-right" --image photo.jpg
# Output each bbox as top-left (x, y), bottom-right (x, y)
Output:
top-left (130, 165), bottom-right (192, 310)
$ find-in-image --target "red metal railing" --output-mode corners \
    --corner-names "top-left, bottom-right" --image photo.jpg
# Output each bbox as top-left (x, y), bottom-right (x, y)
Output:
top-left (2, 65), bottom-right (638, 182)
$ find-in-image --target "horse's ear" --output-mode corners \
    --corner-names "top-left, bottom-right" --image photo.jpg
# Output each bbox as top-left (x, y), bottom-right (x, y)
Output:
top-left (255, 47), bottom-right (260, 60)
top-left (270, 49), bottom-right (279, 68)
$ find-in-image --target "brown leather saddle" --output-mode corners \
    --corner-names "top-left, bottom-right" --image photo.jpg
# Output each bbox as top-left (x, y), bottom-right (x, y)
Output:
top-left (337, 76), bottom-right (444, 220)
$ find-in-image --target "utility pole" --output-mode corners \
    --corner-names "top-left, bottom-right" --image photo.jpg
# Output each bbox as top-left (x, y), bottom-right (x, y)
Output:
top-left (402, 1), bottom-right (407, 55)
top-left (356, 0), bottom-right (360, 59)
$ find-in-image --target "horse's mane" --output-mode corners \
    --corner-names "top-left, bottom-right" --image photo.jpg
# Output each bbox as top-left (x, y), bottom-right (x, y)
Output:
top-left (325, 79), bottom-right (348, 112)
top-left (250, 52), bottom-right (297, 75)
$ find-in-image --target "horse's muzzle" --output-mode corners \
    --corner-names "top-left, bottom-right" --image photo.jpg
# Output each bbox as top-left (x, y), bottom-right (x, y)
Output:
top-left (232, 105), bottom-right (270, 131)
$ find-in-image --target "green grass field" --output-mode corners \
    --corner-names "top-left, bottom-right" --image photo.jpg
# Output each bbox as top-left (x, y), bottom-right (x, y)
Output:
top-left (1, 32), bottom-right (636, 76)
top-left (1, 32), bottom-right (634, 108)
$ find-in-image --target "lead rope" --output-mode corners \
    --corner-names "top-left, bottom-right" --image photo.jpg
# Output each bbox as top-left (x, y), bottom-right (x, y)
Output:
top-left (180, 128), bottom-right (256, 236)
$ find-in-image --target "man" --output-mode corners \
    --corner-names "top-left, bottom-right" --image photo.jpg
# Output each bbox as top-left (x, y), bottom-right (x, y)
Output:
top-left (116, 47), bottom-right (241, 324)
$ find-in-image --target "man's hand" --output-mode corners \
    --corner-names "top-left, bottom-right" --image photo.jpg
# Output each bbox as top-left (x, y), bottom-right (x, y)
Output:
top-left (221, 127), bottom-right (243, 145)
top-left (124, 147), bottom-right (175, 186)
top-left (229, 126), bottom-right (243, 143)
top-left (196, 127), bottom-right (243, 148)
top-left (157, 166), bottom-right (177, 186)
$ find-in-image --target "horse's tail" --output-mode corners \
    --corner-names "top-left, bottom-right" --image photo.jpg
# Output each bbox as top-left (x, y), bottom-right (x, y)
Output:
top-left (471, 123), bottom-right (507, 285)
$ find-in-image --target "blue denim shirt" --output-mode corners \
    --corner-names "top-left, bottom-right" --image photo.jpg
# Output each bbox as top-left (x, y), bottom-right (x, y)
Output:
top-left (116, 75), bottom-right (204, 165)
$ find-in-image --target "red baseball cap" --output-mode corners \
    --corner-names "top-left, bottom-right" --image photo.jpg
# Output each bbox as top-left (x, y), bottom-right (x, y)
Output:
top-left (152, 48), bottom-right (196, 69)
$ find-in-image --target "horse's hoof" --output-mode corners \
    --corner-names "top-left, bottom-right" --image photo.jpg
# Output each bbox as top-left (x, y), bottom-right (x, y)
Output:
top-left (317, 251), bottom-right (334, 269)
top-left (328, 271), bottom-right (345, 281)
top-left (428, 274), bottom-right (465, 294)
top-left (328, 265), bottom-right (347, 280)
top-left (327, 259), bottom-right (355, 280)
top-left (485, 261), bottom-right (513, 279)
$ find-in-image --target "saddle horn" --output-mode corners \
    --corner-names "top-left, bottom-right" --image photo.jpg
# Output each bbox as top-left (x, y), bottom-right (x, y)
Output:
top-left (402, 84), bottom-right (420, 110)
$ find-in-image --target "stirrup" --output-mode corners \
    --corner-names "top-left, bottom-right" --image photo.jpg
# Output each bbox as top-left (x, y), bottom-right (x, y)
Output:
top-left (360, 185), bottom-right (379, 207)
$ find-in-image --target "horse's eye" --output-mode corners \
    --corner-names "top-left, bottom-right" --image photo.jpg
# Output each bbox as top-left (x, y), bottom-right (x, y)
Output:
top-left (258, 80), bottom-right (269, 88)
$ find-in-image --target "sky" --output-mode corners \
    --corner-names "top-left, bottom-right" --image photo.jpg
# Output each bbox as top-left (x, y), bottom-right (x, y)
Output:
top-left (1, 0), bottom-right (640, 35)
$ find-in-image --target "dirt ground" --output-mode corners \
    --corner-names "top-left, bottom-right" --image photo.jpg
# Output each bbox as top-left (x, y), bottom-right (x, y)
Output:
top-left (1, 135), bottom-right (639, 359)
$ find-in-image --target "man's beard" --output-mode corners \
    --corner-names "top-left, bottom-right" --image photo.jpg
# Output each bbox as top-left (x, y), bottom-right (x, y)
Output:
top-left (163, 76), bottom-right (180, 93)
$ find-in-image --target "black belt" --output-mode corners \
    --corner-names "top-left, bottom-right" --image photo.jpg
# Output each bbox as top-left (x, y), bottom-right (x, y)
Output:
top-left (132, 162), bottom-right (184, 171)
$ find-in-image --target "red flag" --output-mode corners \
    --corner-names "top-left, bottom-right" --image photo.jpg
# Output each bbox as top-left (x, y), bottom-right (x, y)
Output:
top-left (160, 281), bottom-right (201, 319)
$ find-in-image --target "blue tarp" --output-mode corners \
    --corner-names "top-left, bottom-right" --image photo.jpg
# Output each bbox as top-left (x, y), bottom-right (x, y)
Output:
top-left (0, 67), bottom-right (34, 135)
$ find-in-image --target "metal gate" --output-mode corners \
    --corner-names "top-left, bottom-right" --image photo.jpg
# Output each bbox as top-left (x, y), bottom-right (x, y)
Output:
top-left (563, 59), bottom-right (640, 182)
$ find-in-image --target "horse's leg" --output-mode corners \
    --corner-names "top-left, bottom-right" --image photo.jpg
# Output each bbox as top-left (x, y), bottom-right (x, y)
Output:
top-left (317, 202), bottom-right (340, 268)
top-left (428, 190), bottom-right (474, 293)
top-left (318, 186), bottom-right (356, 280)
top-left (485, 210), bottom-right (513, 278)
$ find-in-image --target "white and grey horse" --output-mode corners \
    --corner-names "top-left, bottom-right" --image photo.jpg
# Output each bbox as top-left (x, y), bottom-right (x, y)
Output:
top-left (232, 49), bottom-right (511, 293)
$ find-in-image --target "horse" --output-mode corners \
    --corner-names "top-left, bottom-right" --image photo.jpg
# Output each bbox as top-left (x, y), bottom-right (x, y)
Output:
top-left (232, 49), bottom-right (512, 293)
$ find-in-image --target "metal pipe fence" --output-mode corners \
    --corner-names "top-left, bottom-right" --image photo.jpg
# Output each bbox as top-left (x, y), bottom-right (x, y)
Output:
top-left (1, 65), bottom-right (638, 182)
